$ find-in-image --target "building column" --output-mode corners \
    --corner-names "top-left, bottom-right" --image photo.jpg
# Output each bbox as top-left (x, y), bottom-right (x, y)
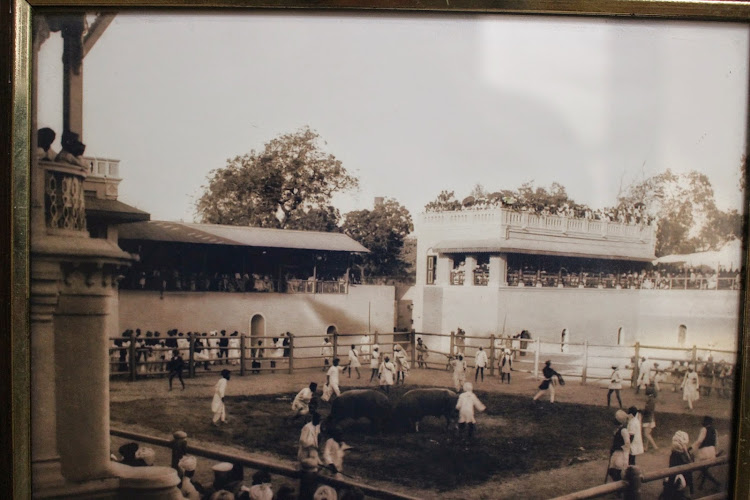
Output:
top-left (31, 260), bottom-right (65, 491)
top-left (489, 254), bottom-right (508, 287)
top-left (436, 255), bottom-right (453, 286)
top-left (54, 263), bottom-right (119, 482)
top-left (464, 255), bottom-right (477, 287)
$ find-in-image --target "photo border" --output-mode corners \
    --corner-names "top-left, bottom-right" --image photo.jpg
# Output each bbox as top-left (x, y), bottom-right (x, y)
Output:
top-left (8, 1), bottom-right (750, 498)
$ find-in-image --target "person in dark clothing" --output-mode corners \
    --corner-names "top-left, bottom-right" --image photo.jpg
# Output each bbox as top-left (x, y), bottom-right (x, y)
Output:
top-left (533, 360), bottom-right (564, 403)
top-left (607, 410), bottom-right (630, 482)
top-left (167, 349), bottom-right (186, 390)
top-left (218, 330), bottom-right (229, 364)
top-left (118, 442), bottom-right (148, 467)
top-left (692, 416), bottom-right (721, 490)
top-left (661, 430), bottom-right (694, 499)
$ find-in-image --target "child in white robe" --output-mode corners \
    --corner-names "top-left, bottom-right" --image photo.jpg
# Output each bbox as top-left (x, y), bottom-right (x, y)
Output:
top-left (211, 369), bottom-right (231, 425)
top-left (455, 382), bottom-right (486, 438)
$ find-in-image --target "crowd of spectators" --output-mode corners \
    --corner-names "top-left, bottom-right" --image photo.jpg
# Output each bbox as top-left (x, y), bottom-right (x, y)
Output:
top-left (111, 444), bottom-right (366, 500)
top-left (449, 264), bottom-right (741, 290)
top-left (109, 329), bottom-right (292, 374)
top-left (439, 195), bottom-right (656, 226)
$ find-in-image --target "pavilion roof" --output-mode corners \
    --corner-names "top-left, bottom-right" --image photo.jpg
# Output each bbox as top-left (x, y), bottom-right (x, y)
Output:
top-left (118, 220), bottom-right (370, 253)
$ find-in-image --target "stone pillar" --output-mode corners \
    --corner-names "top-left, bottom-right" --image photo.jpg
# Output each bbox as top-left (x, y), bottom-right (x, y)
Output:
top-left (30, 260), bottom-right (65, 491)
top-left (464, 255), bottom-right (477, 287)
top-left (489, 254), bottom-right (508, 287)
top-left (436, 255), bottom-right (453, 286)
top-left (55, 262), bottom-right (120, 482)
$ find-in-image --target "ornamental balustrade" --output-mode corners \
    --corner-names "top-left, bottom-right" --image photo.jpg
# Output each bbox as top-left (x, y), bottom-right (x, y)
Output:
top-left (41, 160), bottom-right (88, 232)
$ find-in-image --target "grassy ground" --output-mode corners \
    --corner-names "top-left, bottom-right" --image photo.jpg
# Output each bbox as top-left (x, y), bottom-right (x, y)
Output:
top-left (110, 380), bottom-right (732, 494)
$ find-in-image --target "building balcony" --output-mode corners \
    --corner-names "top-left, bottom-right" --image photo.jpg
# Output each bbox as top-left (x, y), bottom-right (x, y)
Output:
top-left (420, 208), bottom-right (656, 262)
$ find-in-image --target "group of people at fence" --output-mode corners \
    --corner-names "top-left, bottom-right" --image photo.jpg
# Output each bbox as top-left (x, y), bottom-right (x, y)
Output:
top-left (632, 356), bottom-right (735, 406)
top-left (112, 435), bottom-right (367, 500)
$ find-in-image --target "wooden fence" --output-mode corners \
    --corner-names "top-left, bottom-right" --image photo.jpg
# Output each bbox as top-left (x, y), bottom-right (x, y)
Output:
top-left (110, 427), bottom-right (420, 500)
top-left (110, 427), bottom-right (729, 500)
top-left (109, 331), bottom-right (736, 394)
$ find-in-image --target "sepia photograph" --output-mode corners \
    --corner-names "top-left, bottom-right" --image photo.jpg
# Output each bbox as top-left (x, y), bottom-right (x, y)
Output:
top-left (18, 5), bottom-right (750, 499)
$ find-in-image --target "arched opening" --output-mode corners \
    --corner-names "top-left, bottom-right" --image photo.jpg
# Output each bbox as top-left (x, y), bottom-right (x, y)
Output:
top-left (678, 324), bottom-right (687, 347)
top-left (250, 314), bottom-right (266, 346)
top-left (617, 327), bottom-right (625, 346)
top-left (326, 325), bottom-right (338, 337)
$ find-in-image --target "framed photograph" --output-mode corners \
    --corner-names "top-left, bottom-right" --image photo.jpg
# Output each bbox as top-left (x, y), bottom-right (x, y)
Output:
top-left (8, 1), bottom-right (750, 499)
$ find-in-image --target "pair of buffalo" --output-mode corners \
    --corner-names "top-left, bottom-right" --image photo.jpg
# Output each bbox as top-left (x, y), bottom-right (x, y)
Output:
top-left (326, 388), bottom-right (459, 433)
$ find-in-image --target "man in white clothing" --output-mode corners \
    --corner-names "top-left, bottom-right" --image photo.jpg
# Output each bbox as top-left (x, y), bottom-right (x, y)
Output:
top-left (474, 346), bottom-right (488, 382)
top-left (626, 406), bottom-right (644, 465)
top-left (326, 358), bottom-right (346, 397)
top-left (456, 382), bottom-right (486, 439)
top-left (291, 382), bottom-right (318, 419)
top-left (211, 369), bottom-right (231, 425)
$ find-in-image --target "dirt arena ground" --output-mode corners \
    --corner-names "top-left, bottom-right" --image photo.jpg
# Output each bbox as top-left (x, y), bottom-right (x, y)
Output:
top-left (110, 366), bottom-right (734, 499)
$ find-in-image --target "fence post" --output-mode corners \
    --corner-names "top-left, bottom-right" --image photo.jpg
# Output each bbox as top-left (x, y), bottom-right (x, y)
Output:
top-left (632, 342), bottom-right (640, 389)
top-left (239, 335), bottom-right (246, 377)
top-left (691, 345), bottom-right (698, 365)
top-left (450, 331), bottom-right (456, 357)
top-left (189, 335), bottom-right (195, 378)
top-left (623, 465), bottom-right (643, 500)
top-left (489, 334), bottom-right (496, 377)
top-left (288, 334), bottom-right (295, 374)
top-left (533, 339), bottom-right (540, 379)
top-left (129, 339), bottom-right (137, 382)
top-left (582, 340), bottom-right (588, 385)
top-left (332, 332), bottom-right (339, 362)
top-left (410, 332), bottom-right (416, 367)
top-left (171, 431), bottom-right (188, 471)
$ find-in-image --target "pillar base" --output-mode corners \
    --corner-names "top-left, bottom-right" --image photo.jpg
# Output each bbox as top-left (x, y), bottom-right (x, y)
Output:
top-left (33, 475), bottom-right (119, 499)
top-left (32, 457), bottom-right (66, 492)
top-left (111, 463), bottom-right (183, 500)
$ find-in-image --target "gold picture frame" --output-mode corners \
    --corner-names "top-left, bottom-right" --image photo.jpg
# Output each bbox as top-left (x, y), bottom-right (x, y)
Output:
top-left (7, 1), bottom-right (750, 499)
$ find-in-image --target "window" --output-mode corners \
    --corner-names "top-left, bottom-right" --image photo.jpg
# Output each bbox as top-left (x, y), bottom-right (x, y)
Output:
top-left (426, 255), bottom-right (436, 284)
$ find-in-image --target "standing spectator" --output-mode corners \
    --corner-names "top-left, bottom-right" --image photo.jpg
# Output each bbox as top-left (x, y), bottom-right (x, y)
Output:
top-left (455, 328), bottom-right (466, 355)
top-left (416, 337), bottom-right (429, 368)
top-left (270, 337), bottom-right (282, 373)
top-left (378, 355), bottom-right (395, 394)
top-left (282, 332), bottom-right (291, 359)
top-left (626, 406), bottom-right (644, 465)
top-left (692, 416), bottom-right (721, 490)
top-left (663, 431), bottom-right (694, 497)
top-left (321, 337), bottom-right (333, 372)
top-left (218, 330), bottom-right (229, 365)
top-left (642, 385), bottom-right (658, 451)
top-left (369, 345), bottom-right (380, 383)
top-left (251, 340), bottom-right (264, 374)
top-left (519, 330), bottom-right (531, 357)
top-left (208, 331), bottom-right (220, 366)
top-left (177, 332), bottom-right (190, 361)
top-left (451, 354), bottom-right (467, 392)
top-left (297, 412), bottom-right (322, 500)
top-left (359, 334), bottom-right (371, 364)
top-left (326, 358), bottom-right (346, 398)
top-left (228, 332), bottom-right (241, 366)
top-left (560, 328), bottom-right (570, 353)
top-left (681, 365), bottom-right (700, 410)
top-left (533, 360), bottom-right (564, 403)
top-left (474, 346), bottom-right (488, 382)
top-left (393, 344), bottom-right (409, 384)
top-left (455, 382), bottom-right (486, 439)
top-left (212, 369), bottom-right (231, 426)
top-left (167, 349), bottom-right (186, 391)
top-left (607, 364), bottom-right (623, 408)
top-left (500, 349), bottom-right (513, 384)
top-left (607, 410), bottom-right (630, 482)
top-left (347, 344), bottom-right (361, 379)
top-left (246, 469), bottom-right (273, 500)
top-left (292, 382), bottom-right (318, 420)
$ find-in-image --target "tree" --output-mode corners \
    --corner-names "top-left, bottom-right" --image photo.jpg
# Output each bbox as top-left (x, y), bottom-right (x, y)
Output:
top-left (342, 199), bottom-right (414, 280)
top-left (195, 127), bottom-right (358, 229)
top-left (617, 169), bottom-right (735, 256)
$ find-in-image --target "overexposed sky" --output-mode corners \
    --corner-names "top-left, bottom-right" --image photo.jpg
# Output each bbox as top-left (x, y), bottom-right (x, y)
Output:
top-left (36, 12), bottom-right (749, 222)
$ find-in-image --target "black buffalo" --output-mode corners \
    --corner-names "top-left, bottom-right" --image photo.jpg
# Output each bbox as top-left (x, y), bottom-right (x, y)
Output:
top-left (326, 390), bottom-right (391, 432)
top-left (394, 388), bottom-right (459, 432)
